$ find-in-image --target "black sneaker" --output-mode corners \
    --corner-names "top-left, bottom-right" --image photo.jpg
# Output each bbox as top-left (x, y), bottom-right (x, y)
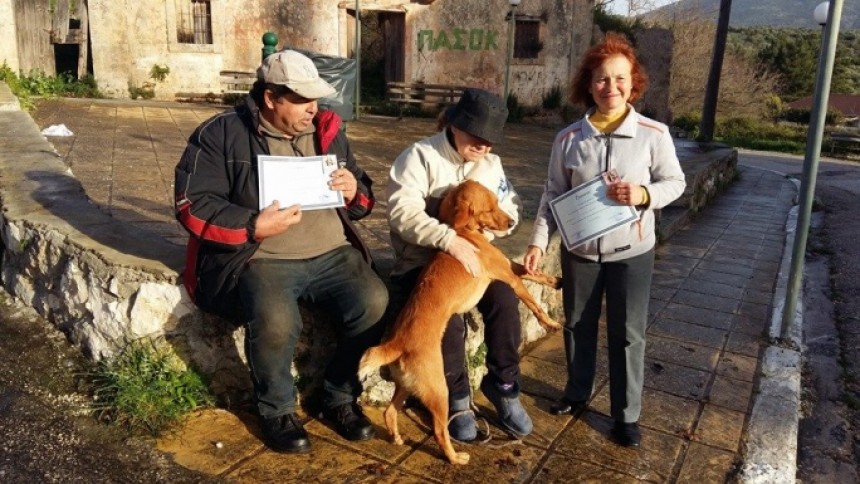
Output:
top-left (260, 413), bottom-right (311, 453)
top-left (323, 402), bottom-right (375, 441)
top-left (610, 421), bottom-right (641, 448)
top-left (549, 397), bottom-right (587, 416)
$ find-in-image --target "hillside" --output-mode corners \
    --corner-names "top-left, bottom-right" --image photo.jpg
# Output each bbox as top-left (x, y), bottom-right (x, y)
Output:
top-left (648, 0), bottom-right (860, 30)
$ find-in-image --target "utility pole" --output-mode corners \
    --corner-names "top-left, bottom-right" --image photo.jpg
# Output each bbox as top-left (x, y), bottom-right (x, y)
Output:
top-left (781, 0), bottom-right (844, 339)
top-left (698, 0), bottom-right (732, 142)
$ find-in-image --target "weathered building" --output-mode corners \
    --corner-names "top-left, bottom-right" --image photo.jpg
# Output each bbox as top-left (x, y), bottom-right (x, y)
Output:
top-left (1, 0), bottom-right (596, 108)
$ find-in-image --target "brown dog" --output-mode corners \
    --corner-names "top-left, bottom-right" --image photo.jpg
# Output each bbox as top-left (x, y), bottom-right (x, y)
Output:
top-left (358, 180), bottom-right (561, 465)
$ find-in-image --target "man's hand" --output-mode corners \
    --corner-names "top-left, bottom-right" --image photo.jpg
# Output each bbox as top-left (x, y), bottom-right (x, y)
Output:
top-left (447, 236), bottom-right (482, 278)
top-left (329, 168), bottom-right (358, 202)
top-left (253, 201), bottom-right (302, 240)
top-left (523, 245), bottom-right (543, 275)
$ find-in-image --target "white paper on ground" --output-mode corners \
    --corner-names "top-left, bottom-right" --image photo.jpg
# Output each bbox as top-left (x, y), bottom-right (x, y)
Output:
top-left (41, 124), bottom-right (74, 137)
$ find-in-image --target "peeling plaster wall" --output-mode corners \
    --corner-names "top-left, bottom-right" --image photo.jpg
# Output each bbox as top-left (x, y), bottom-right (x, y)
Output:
top-left (0, 0), bottom-right (19, 72)
top-left (84, 0), bottom-right (593, 104)
top-left (392, 0), bottom-right (594, 106)
top-left (86, 0), bottom-right (348, 100)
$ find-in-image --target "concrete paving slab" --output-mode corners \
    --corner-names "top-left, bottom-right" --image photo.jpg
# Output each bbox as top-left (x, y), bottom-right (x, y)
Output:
top-left (0, 97), bottom-right (810, 481)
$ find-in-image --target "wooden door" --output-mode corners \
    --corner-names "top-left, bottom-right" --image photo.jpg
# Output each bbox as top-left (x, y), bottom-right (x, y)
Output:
top-left (380, 12), bottom-right (404, 83)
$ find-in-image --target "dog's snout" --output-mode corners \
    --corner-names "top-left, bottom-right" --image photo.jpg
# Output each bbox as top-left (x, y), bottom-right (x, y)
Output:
top-left (508, 218), bottom-right (515, 228)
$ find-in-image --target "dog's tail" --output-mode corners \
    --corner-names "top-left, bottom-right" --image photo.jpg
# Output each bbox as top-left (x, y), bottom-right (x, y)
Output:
top-left (357, 343), bottom-right (402, 382)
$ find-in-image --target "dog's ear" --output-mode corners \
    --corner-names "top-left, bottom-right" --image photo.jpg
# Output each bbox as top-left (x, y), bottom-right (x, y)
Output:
top-left (438, 188), bottom-right (457, 225)
top-left (452, 201), bottom-right (474, 229)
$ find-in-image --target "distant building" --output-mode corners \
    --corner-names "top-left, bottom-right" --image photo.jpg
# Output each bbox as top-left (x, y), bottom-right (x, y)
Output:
top-left (788, 94), bottom-right (860, 127)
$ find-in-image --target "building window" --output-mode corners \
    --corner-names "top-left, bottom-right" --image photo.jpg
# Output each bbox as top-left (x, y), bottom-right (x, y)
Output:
top-left (514, 19), bottom-right (541, 59)
top-left (177, 0), bottom-right (212, 44)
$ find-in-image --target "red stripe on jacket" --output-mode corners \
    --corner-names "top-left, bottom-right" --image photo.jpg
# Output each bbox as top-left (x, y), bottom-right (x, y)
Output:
top-left (183, 236), bottom-right (200, 301)
top-left (177, 203), bottom-right (247, 245)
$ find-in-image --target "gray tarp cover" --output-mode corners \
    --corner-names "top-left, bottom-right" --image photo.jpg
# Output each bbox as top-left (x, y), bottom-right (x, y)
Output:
top-left (285, 47), bottom-right (356, 122)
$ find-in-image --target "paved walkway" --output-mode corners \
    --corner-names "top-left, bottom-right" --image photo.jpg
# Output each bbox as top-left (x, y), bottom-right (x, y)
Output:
top-left (29, 99), bottom-right (797, 482)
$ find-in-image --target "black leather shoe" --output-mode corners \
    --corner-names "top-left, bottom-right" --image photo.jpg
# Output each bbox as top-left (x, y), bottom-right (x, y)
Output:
top-left (261, 413), bottom-right (311, 453)
top-left (611, 421), bottom-right (641, 448)
top-left (323, 402), bottom-right (375, 441)
top-left (549, 397), bottom-right (587, 416)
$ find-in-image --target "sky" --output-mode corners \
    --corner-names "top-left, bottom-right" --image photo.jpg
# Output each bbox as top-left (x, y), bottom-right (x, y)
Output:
top-left (606, 0), bottom-right (677, 16)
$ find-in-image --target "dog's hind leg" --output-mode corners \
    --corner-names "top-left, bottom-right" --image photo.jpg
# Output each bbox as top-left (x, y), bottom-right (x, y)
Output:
top-left (385, 384), bottom-right (409, 445)
top-left (415, 357), bottom-right (470, 465)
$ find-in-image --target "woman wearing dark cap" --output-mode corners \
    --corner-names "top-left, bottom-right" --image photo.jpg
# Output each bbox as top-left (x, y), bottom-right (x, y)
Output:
top-left (524, 33), bottom-right (686, 448)
top-left (386, 88), bottom-right (531, 441)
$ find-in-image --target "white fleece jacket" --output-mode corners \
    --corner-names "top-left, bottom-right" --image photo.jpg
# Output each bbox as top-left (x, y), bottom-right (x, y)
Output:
top-left (530, 106), bottom-right (686, 262)
top-left (387, 129), bottom-right (521, 277)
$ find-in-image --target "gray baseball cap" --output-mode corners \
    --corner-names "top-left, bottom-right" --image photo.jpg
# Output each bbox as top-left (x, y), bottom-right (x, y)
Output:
top-left (257, 50), bottom-right (337, 99)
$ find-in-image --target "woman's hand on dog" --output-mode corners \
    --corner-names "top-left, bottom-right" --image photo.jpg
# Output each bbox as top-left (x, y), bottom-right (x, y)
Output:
top-left (524, 245), bottom-right (543, 275)
top-left (447, 236), bottom-right (482, 277)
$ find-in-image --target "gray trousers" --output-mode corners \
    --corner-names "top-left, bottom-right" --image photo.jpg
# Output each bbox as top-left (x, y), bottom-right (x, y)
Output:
top-left (560, 248), bottom-right (654, 423)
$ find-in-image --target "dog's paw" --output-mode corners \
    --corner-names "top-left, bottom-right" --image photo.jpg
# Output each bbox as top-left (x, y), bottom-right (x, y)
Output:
top-left (451, 451), bottom-right (470, 465)
top-left (541, 318), bottom-right (563, 332)
top-left (393, 434), bottom-right (404, 446)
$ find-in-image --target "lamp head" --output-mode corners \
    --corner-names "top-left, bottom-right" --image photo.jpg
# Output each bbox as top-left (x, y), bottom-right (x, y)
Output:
top-left (508, 0), bottom-right (521, 6)
top-left (814, 2), bottom-right (829, 26)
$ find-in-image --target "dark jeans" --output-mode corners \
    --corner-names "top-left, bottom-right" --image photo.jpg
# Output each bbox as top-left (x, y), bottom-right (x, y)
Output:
top-left (395, 268), bottom-right (522, 401)
top-left (238, 245), bottom-right (388, 418)
top-left (560, 248), bottom-right (654, 423)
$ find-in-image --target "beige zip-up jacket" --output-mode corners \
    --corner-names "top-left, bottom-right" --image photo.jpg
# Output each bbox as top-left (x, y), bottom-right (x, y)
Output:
top-left (387, 129), bottom-right (521, 277)
top-left (530, 106), bottom-right (686, 262)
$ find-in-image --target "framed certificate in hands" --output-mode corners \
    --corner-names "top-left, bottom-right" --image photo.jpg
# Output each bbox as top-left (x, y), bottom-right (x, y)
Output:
top-left (257, 154), bottom-right (345, 210)
top-left (549, 169), bottom-right (640, 250)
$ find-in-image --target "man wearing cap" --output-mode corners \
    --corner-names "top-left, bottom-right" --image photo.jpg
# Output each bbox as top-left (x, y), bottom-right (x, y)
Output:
top-left (174, 50), bottom-right (388, 453)
top-left (386, 88), bottom-right (533, 441)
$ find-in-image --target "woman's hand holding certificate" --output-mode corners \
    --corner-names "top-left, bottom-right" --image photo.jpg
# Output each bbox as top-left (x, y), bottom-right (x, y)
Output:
top-left (549, 170), bottom-right (640, 250)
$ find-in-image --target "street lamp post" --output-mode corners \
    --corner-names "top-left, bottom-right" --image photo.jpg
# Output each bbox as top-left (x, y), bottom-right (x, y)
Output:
top-left (781, 0), bottom-right (844, 340)
top-left (503, 0), bottom-right (521, 101)
top-left (354, 0), bottom-right (361, 120)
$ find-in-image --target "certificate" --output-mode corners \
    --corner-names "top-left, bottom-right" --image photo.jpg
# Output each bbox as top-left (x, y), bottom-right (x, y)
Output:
top-left (257, 154), bottom-right (345, 211)
top-left (549, 171), bottom-right (640, 250)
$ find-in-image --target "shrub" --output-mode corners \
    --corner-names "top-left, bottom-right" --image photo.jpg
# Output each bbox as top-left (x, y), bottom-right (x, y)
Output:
top-left (507, 93), bottom-right (525, 122)
top-left (90, 338), bottom-right (212, 436)
top-left (542, 85), bottom-right (563, 110)
top-left (781, 107), bottom-right (845, 126)
top-left (672, 112), bottom-right (701, 139)
top-left (0, 62), bottom-right (101, 108)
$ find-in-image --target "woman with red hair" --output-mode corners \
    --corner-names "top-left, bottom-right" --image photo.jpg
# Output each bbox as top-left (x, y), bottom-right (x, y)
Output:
top-left (523, 33), bottom-right (686, 448)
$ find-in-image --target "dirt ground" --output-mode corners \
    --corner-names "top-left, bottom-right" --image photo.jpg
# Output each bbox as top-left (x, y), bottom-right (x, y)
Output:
top-left (0, 291), bottom-right (217, 483)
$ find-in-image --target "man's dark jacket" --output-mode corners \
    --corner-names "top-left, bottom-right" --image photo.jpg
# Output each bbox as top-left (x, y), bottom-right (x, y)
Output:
top-left (174, 97), bottom-right (375, 320)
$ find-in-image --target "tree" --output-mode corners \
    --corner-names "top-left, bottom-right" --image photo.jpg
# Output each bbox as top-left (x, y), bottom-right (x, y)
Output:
top-left (699, 0), bottom-right (732, 142)
top-left (662, 19), bottom-right (780, 120)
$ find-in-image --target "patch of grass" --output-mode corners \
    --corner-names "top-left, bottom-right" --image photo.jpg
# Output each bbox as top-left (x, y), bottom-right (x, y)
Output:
top-left (673, 113), bottom-right (812, 155)
top-left (90, 338), bottom-right (212, 436)
top-left (467, 342), bottom-right (487, 374)
top-left (0, 61), bottom-right (102, 111)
